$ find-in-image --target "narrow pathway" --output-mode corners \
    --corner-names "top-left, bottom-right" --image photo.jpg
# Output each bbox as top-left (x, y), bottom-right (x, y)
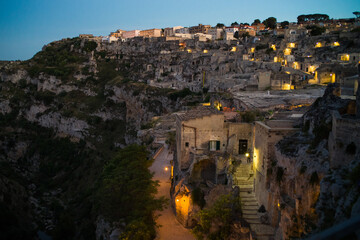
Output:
top-left (150, 145), bottom-right (195, 240)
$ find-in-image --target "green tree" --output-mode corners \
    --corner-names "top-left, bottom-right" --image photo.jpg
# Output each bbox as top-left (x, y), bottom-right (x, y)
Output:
top-left (252, 19), bottom-right (261, 25)
top-left (192, 194), bottom-right (241, 240)
top-left (98, 145), bottom-right (166, 240)
top-left (263, 17), bottom-right (277, 29)
top-left (216, 23), bottom-right (225, 28)
top-left (233, 31), bottom-right (239, 39)
top-left (306, 25), bottom-right (326, 36)
top-left (280, 21), bottom-right (289, 28)
top-left (231, 21), bottom-right (239, 26)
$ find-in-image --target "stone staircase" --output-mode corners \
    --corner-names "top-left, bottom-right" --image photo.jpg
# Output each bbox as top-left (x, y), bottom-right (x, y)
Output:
top-left (233, 163), bottom-right (275, 240)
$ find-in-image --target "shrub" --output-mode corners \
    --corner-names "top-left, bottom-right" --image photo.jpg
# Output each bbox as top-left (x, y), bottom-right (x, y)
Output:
top-left (98, 145), bottom-right (166, 236)
top-left (83, 41), bottom-right (97, 52)
top-left (192, 194), bottom-right (240, 240)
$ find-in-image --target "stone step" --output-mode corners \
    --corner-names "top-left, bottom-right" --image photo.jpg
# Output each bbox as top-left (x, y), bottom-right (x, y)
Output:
top-left (246, 218), bottom-right (262, 224)
top-left (242, 201), bottom-right (258, 206)
top-left (241, 198), bottom-right (257, 203)
top-left (240, 192), bottom-right (255, 196)
top-left (243, 214), bottom-right (259, 219)
top-left (242, 205), bottom-right (259, 210)
top-left (242, 209), bottom-right (258, 215)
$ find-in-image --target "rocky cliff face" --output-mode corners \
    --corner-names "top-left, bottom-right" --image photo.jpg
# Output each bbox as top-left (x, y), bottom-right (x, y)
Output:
top-left (0, 38), bottom-right (202, 239)
top-left (271, 84), bottom-right (360, 239)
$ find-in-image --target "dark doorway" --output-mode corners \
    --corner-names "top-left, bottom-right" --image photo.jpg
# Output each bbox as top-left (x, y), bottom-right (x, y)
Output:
top-left (239, 139), bottom-right (248, 154)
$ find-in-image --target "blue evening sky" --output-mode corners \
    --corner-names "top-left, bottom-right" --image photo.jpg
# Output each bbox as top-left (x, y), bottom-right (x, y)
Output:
top-left (0, 0), bottom-right (359, 60)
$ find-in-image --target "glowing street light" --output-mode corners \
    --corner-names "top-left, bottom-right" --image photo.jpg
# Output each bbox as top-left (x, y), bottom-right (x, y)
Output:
top-left (245, 153), bottom-right (250, 157)
top-left (164, 167), bottom-right (168, 171)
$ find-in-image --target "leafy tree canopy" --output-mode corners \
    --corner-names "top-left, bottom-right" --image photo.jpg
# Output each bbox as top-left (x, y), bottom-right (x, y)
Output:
top-left (280, 21), bottom-right (289, 29)
top-left (297, 14), bottom-right (329, 23)
top-left (252, 19), bottom-right (261, 25)
top-left (231, 21), bottom-right (239, 26)
top-left (263, 17), bottom-right (277, 29)
top-left (216, 23), bottom-right (225, 28)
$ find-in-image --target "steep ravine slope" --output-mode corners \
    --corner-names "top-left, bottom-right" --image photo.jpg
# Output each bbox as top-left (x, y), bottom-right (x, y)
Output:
top-left (0, 38), bottom-right (202, 239)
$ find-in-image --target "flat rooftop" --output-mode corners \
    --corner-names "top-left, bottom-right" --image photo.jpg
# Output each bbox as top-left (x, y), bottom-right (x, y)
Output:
top-left (233, 87), bottom-right (326, 110)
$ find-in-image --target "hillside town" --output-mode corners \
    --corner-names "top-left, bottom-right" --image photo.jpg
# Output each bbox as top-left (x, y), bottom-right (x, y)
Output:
top-left (1, 10), bottom-right (360, 240)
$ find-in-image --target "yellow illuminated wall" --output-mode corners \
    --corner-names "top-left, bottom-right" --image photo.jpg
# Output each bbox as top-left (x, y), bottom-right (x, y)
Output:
top-left (308, 65), bottom-right (316, 73)
top-left (287, 43), bottom-right (296, 48)
top-left (231, 47), bottom-right (237, 52)
top-left (292, 62), bottom-right (299, 70)
top-left (274, 57), bottom-right (278, 62)
top-left (341, 54), bottom-right (350, 61)
top-left (315, 42), bottom-right (322, 48)
top-left (175, 194), bottom-right (190, 221)
top-left (284, 48), bottom-right (291, 55)
top-left (250, 47), bottom-right (255, 53)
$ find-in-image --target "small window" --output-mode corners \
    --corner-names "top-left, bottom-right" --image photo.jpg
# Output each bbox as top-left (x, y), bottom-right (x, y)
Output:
top-left (209, 140), bottom-right (220, 151)
top-left (185, 142), bottom-right (189, 147)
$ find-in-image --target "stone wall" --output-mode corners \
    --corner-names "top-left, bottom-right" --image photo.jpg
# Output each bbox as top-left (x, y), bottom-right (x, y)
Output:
top-left (328, 110), bottom-right (360, 168)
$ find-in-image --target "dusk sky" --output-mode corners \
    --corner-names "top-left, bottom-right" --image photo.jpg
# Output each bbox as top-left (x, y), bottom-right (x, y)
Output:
top-left (0, 0), bottom-right (359, 60)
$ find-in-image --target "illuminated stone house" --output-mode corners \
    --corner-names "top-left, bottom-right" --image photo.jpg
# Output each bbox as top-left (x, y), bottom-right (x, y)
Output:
top-left (175, 107), bottom-right (254, 184)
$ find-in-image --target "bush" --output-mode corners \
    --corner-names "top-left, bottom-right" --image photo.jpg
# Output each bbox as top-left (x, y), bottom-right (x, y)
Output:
top-left (168, 88), bottom-right (192, 101)
top-left (98, 145), bottom-right (166, 236)
top-left (192, 194), bottom-right (240, 240)
top-left (83, 41), bottom-right (97, 52)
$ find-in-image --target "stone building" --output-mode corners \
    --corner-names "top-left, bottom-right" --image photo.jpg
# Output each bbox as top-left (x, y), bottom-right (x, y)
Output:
top-left (175, 107), bottom-right (253, 173)
top-left (252, 120), bottom-right (300, 225)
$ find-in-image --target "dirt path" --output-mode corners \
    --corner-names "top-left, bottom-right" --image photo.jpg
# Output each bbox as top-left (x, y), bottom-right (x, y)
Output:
top-left (150, 145), bottom-right (195, 240)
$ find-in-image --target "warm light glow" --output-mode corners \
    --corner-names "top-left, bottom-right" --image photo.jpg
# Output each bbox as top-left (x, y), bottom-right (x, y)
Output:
top-left (202, 102), bottom-right (211, 106)
top-left (285, 71), bottom-right (290, 74)
top-left (164, 167), bottom-right (168, 171)
top-left (187, 49), bottom-right (192, 53)
top-left (292, 62), bottom-right (299, 69)
top-left (175, 194), bottom-right (190, 220)
top-left (245, 153), bottom-right (250, 157)
top-left (308, 65), bottom-right (316, 73)
top-left (332, 42), bottom-right (340, 47)
top-left (278, 202), bottom-right (280, 208)
top-left (331, 73), bottom-right (336, 83)
top-left (214, 101), bottom-right (222, 111)
top-left (231, 47), bottom-right (237, 52)
top-left (287, 43), bottom-right (296, 48)
top-left (282, 83), bottom-right (291, 90)
top-left (250, 47), bottom-right (255, 53)
top-left (271, 44), bottom-right (276, 51)
top-left (274, 57), bottom-right (278, 62)
top-left (284, 48), bottom-right (291, 55)
top-left (253, 148), bottom-right (260, 170)
top-left (315, 42), bottom-right (322, 48)
top-left (340, 54), bottom-right (350, 61)
top-left (203, 49), bottom-right (208, 53)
